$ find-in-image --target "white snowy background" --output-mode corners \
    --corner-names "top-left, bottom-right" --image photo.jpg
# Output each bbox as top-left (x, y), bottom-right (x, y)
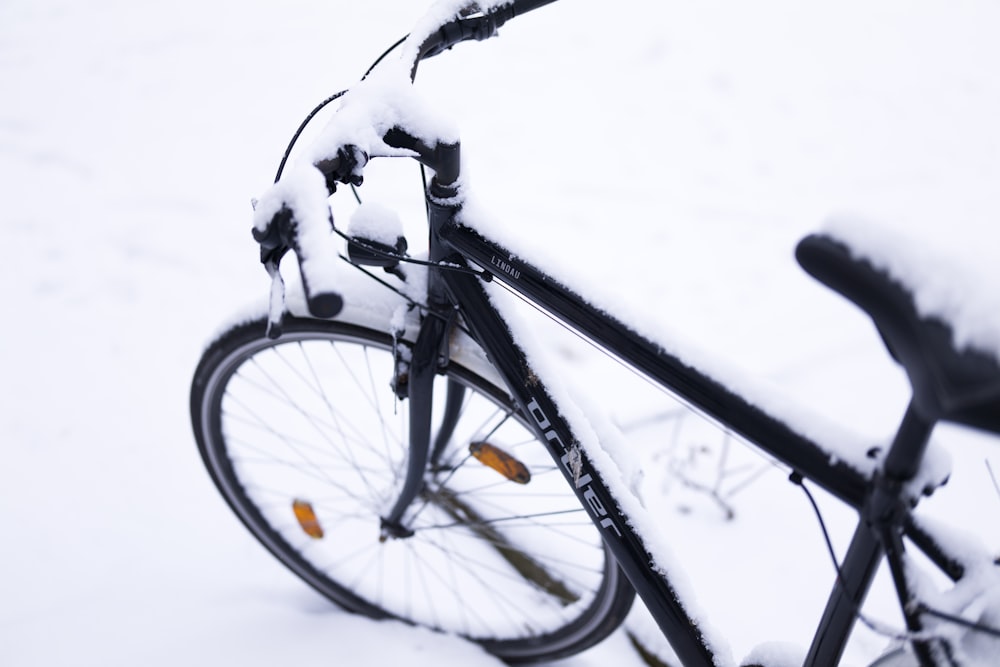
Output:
top-left (3, 1), bottom-right (999, 665)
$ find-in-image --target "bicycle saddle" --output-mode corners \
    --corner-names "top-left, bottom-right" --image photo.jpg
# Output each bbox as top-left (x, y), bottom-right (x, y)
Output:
top-left (796, 233), bottom-right (1000, 435)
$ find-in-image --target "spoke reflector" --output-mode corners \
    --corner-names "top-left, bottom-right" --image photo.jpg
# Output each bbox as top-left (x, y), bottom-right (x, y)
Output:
top-left (469, 441), bottom-right (531, 484)
top-left (292, 499), bottom-right (324, 538)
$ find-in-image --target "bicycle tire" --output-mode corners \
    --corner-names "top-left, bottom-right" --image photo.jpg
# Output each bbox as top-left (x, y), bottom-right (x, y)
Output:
top-left (190, 313), bottom-right (634, 663)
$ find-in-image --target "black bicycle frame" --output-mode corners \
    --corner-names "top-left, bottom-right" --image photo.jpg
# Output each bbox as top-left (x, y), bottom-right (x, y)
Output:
top-left (382, 136), bottom-right (958, 666)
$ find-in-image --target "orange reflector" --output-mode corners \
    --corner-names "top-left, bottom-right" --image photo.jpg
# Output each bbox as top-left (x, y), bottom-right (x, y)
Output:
top-left (292, 499), bottom-right (324, 539)
top-left (469, 441), bottom-right (531, 484)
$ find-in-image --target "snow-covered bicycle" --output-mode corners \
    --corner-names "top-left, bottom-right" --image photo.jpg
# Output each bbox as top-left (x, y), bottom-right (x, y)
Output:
top-left (190, 2), bottom-right (1000, 664)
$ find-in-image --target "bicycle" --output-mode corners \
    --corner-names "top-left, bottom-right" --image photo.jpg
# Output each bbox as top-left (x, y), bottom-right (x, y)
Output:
top-left (189, 1), bottom-right (1000, 665)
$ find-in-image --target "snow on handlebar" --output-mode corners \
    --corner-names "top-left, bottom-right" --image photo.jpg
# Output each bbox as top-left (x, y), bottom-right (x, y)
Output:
top-left (251, 52), bottom-right (459, 324)
top-left (253, 165), bottom-right (344, 318)
top-left (249, 0), bottom-right (561, 326)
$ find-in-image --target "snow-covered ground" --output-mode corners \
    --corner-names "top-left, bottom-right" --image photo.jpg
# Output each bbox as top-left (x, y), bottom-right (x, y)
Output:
top-left (3, 1), bottom-right (999, 665)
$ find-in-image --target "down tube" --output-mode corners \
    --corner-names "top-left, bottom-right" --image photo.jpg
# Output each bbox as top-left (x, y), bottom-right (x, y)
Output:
top-left (441, 267), bottom-right (719, 667)
top-left (440, 222), bottom-right (868, 509)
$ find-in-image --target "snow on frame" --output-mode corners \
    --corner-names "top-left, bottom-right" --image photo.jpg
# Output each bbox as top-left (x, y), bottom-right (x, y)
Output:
top-left (454, 194), bottom-right (940, 482)
top-left (482, 282), bottom-right (740, 667)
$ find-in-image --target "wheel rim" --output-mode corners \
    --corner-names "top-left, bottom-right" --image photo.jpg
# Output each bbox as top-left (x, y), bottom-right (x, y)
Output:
top-left (197, 324), bottom-right (620, 649)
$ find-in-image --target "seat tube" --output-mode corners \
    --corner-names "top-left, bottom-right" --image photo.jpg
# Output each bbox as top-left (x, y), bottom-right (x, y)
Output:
top-left (805, 402), bottom-right (935, 665)
top-left (805, 520), bottom-right (884, 666)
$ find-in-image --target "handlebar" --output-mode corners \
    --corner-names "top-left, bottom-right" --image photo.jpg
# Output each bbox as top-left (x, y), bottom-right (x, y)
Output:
top-left (416, 0), bottom-right (560, 64)
top-left (253, 0), bottom-right (561, 324)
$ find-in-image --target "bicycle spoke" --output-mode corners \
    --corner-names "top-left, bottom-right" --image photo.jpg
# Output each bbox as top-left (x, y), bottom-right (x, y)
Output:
top-left (194, 319), bottom-right (630, 659)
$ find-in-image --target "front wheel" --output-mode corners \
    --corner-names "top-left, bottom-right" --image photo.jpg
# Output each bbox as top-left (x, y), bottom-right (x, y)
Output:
top-left (190, 314), bottom-right (634, 663)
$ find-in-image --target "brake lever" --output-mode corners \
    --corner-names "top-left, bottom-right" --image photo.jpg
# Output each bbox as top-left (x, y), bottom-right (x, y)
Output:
top-left (251, 200), bottom-right (292, 338)
top-left (263, 256), bottom-right (286, 339)
top-left (315, 145), bottom-right (369, 194)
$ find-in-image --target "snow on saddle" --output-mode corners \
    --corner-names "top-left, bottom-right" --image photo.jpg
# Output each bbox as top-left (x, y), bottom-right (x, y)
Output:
top-left (796, 232), bottom-right (1000, 436)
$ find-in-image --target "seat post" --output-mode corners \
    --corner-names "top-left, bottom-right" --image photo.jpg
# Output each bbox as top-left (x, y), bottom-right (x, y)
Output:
top-left (882, 402), bottom-right (935, 483)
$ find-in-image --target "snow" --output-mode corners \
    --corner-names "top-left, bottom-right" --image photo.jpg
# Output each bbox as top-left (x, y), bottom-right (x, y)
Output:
top-left (824, 214), bottom-right (1000, 360)
top-left (741, 643), bottom-right (806, 667)
top-left (299, 68), bottom-right (459, 166)
top-left (397, 0), bottom-right (511, 67)
top-left (349, 201), bottom-right (405, 245)
top-left (4, 1), bottom-right (1000, 666)
top-left (253, 163), bottom-right (343, 299)
top-left (483, 282), bottom-right (736, 666)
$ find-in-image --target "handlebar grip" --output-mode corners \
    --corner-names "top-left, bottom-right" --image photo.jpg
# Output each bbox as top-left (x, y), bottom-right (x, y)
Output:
top-left (290, 208), bottom-right (344, 318)
top-left (298, 264), bottom-right (344, 318)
